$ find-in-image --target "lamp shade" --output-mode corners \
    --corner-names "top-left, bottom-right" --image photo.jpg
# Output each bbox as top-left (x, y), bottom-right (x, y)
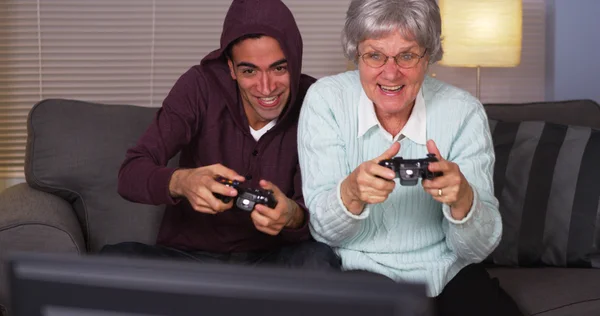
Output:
top-left (439, 0), bottom-right (523, 68)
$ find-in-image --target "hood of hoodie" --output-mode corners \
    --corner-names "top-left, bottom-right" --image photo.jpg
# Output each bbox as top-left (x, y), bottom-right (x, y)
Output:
top-left (200, 0), bottom-right (305, 131)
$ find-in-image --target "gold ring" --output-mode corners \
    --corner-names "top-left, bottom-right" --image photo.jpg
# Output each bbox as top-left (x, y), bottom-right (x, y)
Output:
top-left (438, 189), bottom-right (443, 197)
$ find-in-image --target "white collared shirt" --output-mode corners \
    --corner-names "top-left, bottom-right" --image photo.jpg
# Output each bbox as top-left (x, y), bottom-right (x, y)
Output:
top-left (356, 87), bottom-right (427, 144)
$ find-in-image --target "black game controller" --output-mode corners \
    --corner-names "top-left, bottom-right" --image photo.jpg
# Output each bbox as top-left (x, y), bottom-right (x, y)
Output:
top-left (378, 153), bottom-right (443, 186)
top-left (235, 187), bottom-right (278, 212)
top-left (213, 176), bottom-right (278, 211)
top-left (213, 176), bottom-right (241, 204)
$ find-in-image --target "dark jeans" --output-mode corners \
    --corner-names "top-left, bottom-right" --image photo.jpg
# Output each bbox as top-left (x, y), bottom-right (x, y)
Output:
top-left (435, 263), bottom-right (523, 316)
top-left (100, 241), bottom-right (341, 270)
top-left (348, 264), bottom-right (523, 316)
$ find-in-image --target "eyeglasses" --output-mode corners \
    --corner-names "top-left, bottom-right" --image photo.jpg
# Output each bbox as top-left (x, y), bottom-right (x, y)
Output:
top-left (358, 49), bottom-right (428, 69)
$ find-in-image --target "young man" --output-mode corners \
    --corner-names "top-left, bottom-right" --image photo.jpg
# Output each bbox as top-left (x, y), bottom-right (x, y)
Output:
top-left (103, 0), bottom-right (339, 269)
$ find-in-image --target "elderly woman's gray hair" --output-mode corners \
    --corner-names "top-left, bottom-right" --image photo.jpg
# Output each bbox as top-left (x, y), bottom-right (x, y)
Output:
top-left (342, 0), bottom-right (443, 64)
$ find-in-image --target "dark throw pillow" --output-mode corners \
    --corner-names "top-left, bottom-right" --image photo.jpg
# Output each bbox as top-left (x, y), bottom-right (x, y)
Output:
top-left (488, 119), bottom-right (600, 268)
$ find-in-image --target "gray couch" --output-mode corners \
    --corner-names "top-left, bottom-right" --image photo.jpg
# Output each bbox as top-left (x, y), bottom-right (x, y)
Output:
top-left (1, 98), bottom-right (600, 315)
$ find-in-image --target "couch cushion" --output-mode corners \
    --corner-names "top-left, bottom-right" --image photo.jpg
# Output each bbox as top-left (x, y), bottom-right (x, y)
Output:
top-left (25, 99), bottom-right (167, 252)
top-left (487, 119), bottom-right (600, 268)
top-left (488, 267), bottom-right (600, 316)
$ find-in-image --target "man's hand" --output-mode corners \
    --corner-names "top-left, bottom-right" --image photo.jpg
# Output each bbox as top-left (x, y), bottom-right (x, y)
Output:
top-left (168, 164), bottom-right (245, 215)
top-left (251, 180), bottom-right (304, 235)
top-left (340, 142), bottom-right (400, 215)
top-left (421, 140), bottom-right (474, 220)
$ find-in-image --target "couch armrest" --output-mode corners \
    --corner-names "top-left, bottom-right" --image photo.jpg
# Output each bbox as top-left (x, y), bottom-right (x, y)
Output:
top-left (0, 183), bottom-right (85, 253)
top-left (0, 183), bottom-right (86, 314)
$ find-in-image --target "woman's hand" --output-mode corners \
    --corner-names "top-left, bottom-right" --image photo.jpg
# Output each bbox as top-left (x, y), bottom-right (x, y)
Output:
top-left (421, 140), bottom-right (474, 220)
top-left (340, 142), bottom-right (401, 215)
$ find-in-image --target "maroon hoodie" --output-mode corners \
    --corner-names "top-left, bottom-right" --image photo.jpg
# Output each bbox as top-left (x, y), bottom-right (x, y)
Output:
top-left (118, 0), bottom-right (315, 253)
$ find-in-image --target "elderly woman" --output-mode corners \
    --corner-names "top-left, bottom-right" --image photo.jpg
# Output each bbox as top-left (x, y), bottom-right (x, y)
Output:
top-left (297, 0), bottom-right (522, 315)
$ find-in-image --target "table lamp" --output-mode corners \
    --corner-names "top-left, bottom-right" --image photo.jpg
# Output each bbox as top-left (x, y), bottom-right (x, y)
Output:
top-left (438, 0), bottom-right (523, 99)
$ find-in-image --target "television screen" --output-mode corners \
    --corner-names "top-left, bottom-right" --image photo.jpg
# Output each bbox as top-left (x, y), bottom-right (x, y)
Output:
top-left (9, 252), bottom-right (432, 316)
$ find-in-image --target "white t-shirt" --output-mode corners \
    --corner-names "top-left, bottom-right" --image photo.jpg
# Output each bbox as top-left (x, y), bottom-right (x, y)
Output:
top-left (250, 119), bottom-right (277, 141)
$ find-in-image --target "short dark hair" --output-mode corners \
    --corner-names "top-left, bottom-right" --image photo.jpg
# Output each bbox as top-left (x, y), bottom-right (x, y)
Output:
top-left (224, 33), bottom-right (264, 61)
